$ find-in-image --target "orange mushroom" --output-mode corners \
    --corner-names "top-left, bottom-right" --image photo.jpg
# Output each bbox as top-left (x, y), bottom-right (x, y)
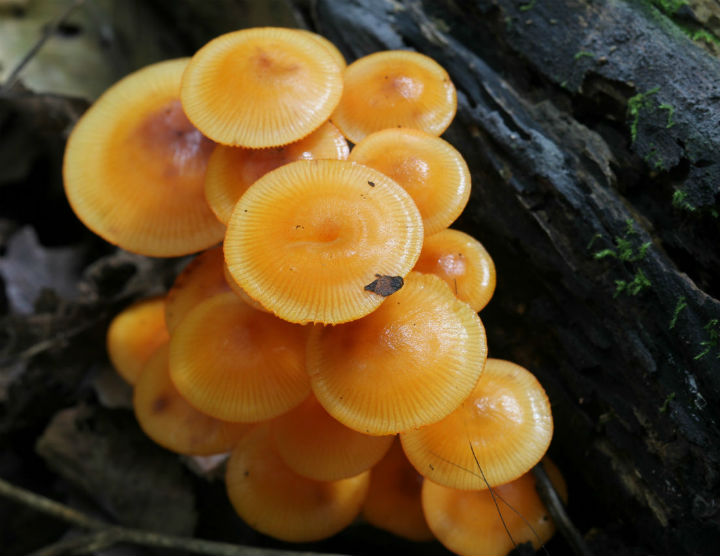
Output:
top-left (224, 159), bottom-right (423, 324)
top-left (307, 272), bottom-right (487, 435)
top-left (362, 438), bottom-right (434, 542)
top-left (349, 128), bottom-right (470, 236)
top-left (225, 425), bottom-right (370, 542)
top-left (180, 27), bottom-right (344, 148)
top-left (271, 394), bottom-right (394, 481)
top-left (413, 228), bottom-right (496, 312)
top-left (422, 458), bottom-right (568, 556)
top-left (106, 296), bottom-right (169, 385)
top-left (63, 58), bottom-right (224, 257)
top-left (400, 358), bottom-right (553, 491)
top-left (331, 50), bottom-right (457, 143)
top-left (204, 122), bottom-right (349, 225)
top-left (169, 291), bottom-right (309, 422)
top-left (133, 344), bottom-right (252, 455)
top-left (164, 245), bottom-right (232, 333)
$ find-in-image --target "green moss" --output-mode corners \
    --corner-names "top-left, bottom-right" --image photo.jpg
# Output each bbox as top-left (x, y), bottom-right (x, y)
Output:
top-left (649, 0), bottom-right (688, 16)
top-left (593, 220), bottom-right (651, 262)
top-left (519, 0), bottom-right (536, 11)
top-left (614, 269), bottom-right (652, 297)
top-left (669, 296), bottom-right (687, 329)
top-left (694, 319), bottom-right (720, 360)
top-left (627, 86), bottom-right (660, 143)
top-left (573, 51), bottom-right (595, 60)
top-left (658, 103), bottom-right (675, 128)
top-left (659, 392), bottom-right (676, 413)
top-left (672, 189), bottom-right (696, 212)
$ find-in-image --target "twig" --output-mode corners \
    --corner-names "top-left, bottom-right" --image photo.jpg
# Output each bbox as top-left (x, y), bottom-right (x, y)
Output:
top-left (0, 476), bottom-right (349, 556)
top-left (532, 461), bottom-right (594, 556)
top-left (0, 0), bottom-right (86, 94)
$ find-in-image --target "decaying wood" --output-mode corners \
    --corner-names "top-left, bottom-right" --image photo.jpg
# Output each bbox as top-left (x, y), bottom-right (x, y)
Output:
top-left (298, 0), bottom-right (720, 553)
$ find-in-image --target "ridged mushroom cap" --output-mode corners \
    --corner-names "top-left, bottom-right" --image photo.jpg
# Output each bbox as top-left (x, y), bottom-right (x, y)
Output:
top-left (226, 425), bottom-right (370, 542)
top-left (205, 122), bottom-right (348, 225)
top-left (422, 458), bottom-right (567, 556)
top-left (181, 27), bottom-right (343, 147)
top-left (169, 291), bottom-right (309, 422)
top-left (63, 58), bottom-right (224, 256)
top-left (362, 438), bottom-right (434, 542)
top-left (106, 296), bottom-right (169, 385)
top-left (224, 159), bottom-right (423, 324)
top-left (401, 358), bottom-right (553, 490)
top-left (133, 344), bottom-right (252, 455)
top-left (331, 50), bottom-right (456, 143)
top-left (307, 272), bottom-right (487, 435)
top-left (413, 228), bottom-right (496, 312)
top-left (349, 128), bottom-right (470, 236)
top-left (165, 245), bottom-right (231, 332)
top-left (271, 394), bottom-right (394, 481)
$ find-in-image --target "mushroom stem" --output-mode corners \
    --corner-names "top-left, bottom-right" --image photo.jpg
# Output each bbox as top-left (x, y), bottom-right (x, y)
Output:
top-left (532, 461), bottom-right (593, 556)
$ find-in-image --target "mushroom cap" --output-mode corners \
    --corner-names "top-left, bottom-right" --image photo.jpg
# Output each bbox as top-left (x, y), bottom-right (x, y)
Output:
top-left (296, 29), bottom-right (346, 71)
top-left (413, 228), bottom-right (496, 312)
top-left (181, 27), bottom-right (343, 148)
top-left (204, 122), bottom-right (349, 225)
top-left (349, 128), bottom-right (470, 236)
top-left (400, 358), bottom-right (553, 490)
top-left (331, 50), bottom-right (457, 143)
top-left (362, 438), bottom-right (434, 542)
top-left (224, 159), bottom-right (424, 324)
top-left (271, 394), bottom-right (394, 481)
top-left (307, 272), bottom-right (487, 435)
top-left (169, 291), bottom-right (310, 422)
top-left (226, 425), bottom-right (370, 542)
top-left (63, 58), bottom-right (225, 257)
top-left (421, 458), bottom-right (567, 556)
top-left (106, 296), bottom-right (169, 385)
top-left (133, 344), bottom-right (252, 455)
top-left (165, 245), bottom-right (231, 332)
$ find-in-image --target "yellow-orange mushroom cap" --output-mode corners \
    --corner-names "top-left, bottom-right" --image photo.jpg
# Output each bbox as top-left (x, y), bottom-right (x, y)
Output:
top-left (413, 228), bottom-right (496, 312)
top-left (133, 344), bottom-right (252, 455)
top-left (106, 296), bottom-right (169, 385)
top-left (271, 394), bottom-right (394, 481)
top-left (422, 458), bottom-right (567, 556)
top-left (226, 425), bottom-right (370, 543)
top-left (400, 358), bottom-right (553, 491)
top-left (362, 438), bottom-right (434, 542)
top-left (224, 159), bottom-right (423, 324)
top-left (181, 27), bottom-right (343, 148)
top-left (63, 58), bottom-right (225, 257)
top-left (165, 245), bottom-right (232, 333)
top-left (331, 50), bottom-right (457, 143)
top-left (204, 122), bottom-right (349, 225)
top-left (349, 128), bottom-right (470, 236)
top-left (307, 272), bottom-right (487, 435)
top-left (169, 291), bottom-right (309, 422)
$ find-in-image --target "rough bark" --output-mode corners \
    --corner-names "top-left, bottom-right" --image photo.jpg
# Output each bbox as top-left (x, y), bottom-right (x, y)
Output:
top-left (297, 0), bottom-right (720, 553)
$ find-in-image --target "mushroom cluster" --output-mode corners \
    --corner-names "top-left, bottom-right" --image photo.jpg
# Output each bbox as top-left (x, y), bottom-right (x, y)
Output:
top-left (64, 26), bottom-right (563, 556)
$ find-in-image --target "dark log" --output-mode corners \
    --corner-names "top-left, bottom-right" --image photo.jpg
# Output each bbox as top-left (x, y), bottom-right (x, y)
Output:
top-left (298, 0), bottom-right (720, 554)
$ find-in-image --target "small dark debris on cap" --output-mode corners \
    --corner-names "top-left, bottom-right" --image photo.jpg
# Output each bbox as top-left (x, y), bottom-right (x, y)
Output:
top-left (367, 180), bottom-right (375, 187)
top-left (364, 274), bottom-right (404, 297)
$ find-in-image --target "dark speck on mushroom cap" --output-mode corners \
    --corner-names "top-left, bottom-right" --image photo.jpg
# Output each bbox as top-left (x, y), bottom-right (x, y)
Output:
top-left (365, 274), bottom-right (404, 297)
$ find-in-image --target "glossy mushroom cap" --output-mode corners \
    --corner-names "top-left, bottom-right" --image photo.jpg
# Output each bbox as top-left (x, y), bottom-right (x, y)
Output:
top-left (169, 291), bottom-right (310, 422)
top-left (349, 128), bottom-right (470, 236)
top-left (181, 27), bottom-right (343, 148)
top-left (362, 438), bottom-right (434, 542)
top-left (133, 345), bottom-right (252, 455)
top-left (64, 58), bottom-right (225, 257)
top-left (271, 394), bottom-right (394, 481)
top-left (331, 50), bottom-right (457, 143)
top-left (413, 228), bottom-right (496, 312)
top-left (400, 358), bottom-right (553, 490)
top-left (422, 458), bottom-right (568, 556)
top-left (307, 272), bottom-right (487, 435)
top-left (226, 425), bottom-right (370, 542)
top-left (204, 122), bottom-right (349, 225)
top-left (106, 296), bottom-right (169, 385)
top-left (165, 245), bottom-right (232, 332)
top-left (224, 159), bottom-right (424, 324)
